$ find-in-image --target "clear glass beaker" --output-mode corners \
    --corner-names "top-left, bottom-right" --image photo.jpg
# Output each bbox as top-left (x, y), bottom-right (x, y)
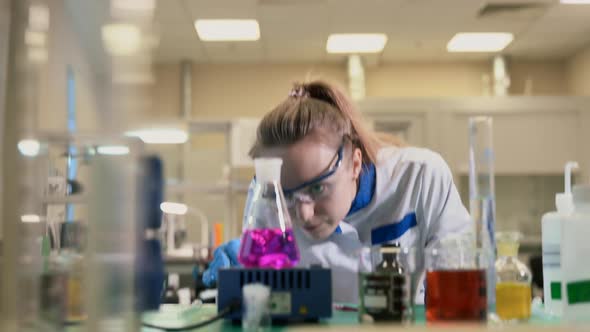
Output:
top-left (495, 231), bottom-right (532, 321)
top-left (425, 234), bottom-right (488, 323)
top-left (238, 158), bottom-right (299, 269)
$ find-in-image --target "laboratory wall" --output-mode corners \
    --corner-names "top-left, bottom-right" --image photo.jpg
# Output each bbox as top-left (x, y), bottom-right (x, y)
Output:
top-left (367, 60), bottom-right (569, 97)
top-left (566, 43), bottom-right (590, 190)
top-left (201, 64), bottom-right (346, 117)
top-left (153, 60), bottom-right (569, 121)
top-left (567, 44), bottom-right (590, 96)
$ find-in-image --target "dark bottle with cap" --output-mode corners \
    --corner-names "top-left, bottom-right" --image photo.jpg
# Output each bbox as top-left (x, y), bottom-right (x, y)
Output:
top-left (359, 243), bottom-right (411, 323)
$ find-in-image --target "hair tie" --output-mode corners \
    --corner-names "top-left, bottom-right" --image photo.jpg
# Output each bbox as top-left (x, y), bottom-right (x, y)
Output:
top-left (288, 85), bottom-right (308, 98)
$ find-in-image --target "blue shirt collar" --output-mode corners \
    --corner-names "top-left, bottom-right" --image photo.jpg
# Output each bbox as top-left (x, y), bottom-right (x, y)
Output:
top-left (346, 163), bottom-right (376, 216)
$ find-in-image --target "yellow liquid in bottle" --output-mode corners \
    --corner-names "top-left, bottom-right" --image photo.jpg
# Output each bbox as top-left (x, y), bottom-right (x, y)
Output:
top-left (496, 282), bottom-right (531, 320)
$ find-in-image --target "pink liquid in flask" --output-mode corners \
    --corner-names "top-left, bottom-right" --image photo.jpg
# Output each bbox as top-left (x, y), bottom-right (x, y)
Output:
top-left (238, 228), bottom-right (299, 269)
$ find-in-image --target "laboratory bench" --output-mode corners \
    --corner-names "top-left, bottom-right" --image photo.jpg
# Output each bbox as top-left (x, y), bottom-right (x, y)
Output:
top-left (140, 304), bottom-right (587, 332)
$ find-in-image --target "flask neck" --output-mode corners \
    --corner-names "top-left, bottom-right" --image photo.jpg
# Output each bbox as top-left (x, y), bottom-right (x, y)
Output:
top-left (497, 242), bottom-right (519, 257)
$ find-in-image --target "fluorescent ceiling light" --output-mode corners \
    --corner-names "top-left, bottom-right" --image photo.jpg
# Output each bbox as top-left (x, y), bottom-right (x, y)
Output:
top-left (160, 202), bottom-right (188, 215)
top-left (102, 23), bottom-right (141, 55)
top-left (25, 30), bottom-right (46, 46)
top-left (21, 214), bottom-right (41, 223)
top-left (27, 47), bottom-right (48, 63)
top-left (97, 145), bottom-right (130, 155)
top-left (560, 0), bottom-right (590, 3)
top-left (326, 34), bottom-right (387, 54)
top-left (447, 33), bottom-right (514, 52)
top-left (194, 19), bottom-right (260, 41)
top-left (28, 4), bottom-right (50, 31)
top-left (111, 0), bottom-right (156, 12)
top-left (18, 139), bottom-right (41, 157)
top-left (125, 128), bottom-right (188, 144)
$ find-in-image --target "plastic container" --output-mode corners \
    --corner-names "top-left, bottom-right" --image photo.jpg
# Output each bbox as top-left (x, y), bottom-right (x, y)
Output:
top-left (561, 184), bottom-right (590, 322)
top-left (541, 161), bottom-right (578, 317)
top-left (238, 158), bottom-right (299, 268)
top-left (495, 232), bottom-right (532, 321)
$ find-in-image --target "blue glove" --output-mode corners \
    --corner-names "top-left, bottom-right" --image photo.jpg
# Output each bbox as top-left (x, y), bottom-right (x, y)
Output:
top-left (202, 239), bottom-right (241, 287)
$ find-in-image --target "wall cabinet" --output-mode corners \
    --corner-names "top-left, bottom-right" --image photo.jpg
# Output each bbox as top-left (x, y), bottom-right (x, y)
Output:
top-left (359, 97), bottom-right (590, 179)
top-left (360, 97), bottom-right (590, 242)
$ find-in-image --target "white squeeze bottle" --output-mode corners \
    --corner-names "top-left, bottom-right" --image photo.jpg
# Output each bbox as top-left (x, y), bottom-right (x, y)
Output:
top-left (541, 161), bottom-right (578, 316)
top-left (561, 184), bottom-right (590, 322)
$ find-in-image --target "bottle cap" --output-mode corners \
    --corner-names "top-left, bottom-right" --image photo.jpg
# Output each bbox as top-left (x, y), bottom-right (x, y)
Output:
top-left (496, 231), bottom-right (521, 257)
top-left (380, 242), bottom-right (401, 254)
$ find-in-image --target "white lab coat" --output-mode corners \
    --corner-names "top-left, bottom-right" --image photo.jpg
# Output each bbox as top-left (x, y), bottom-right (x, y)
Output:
top-left (244, 146), bottom-right (472, 304)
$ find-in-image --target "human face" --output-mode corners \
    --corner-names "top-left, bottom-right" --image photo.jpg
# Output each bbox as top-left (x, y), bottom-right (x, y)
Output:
top-left (262, 131), bottom-right (362, 240)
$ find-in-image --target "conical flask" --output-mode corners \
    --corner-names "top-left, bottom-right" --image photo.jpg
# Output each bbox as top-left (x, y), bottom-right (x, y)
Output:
top-left (238, 158), bottom-right (300, 268)
top-left (495, 232), bottom-right (532, 321)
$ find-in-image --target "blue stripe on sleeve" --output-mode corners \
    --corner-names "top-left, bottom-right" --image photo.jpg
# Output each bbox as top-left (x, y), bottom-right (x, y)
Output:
top-left (371, 212), bottom-right (418, 245)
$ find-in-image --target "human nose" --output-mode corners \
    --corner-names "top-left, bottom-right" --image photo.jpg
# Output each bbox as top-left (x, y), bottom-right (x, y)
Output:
top-left (295, 200), bottom-right (315, 223)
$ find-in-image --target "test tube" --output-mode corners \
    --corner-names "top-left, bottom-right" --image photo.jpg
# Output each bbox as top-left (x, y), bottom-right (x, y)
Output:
top-left (468, 116), bottom-right (497, 314)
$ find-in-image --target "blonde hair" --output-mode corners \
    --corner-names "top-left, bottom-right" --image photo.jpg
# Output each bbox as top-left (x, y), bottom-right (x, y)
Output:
top-left (249, 80), bottom-right (402, 165)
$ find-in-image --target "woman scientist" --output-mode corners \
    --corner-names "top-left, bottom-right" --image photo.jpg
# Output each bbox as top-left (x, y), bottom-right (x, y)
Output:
top-left (202, 80), bottom-right (471, 303)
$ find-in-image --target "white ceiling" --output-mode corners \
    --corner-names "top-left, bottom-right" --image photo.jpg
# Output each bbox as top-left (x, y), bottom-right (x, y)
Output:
top-left (153, 0), bottom-right (590, 63)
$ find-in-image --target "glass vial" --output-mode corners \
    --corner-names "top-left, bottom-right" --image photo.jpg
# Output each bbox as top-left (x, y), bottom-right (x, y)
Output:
top-left (495, 232), bottom-right (532, 321)
top-left (359, 243), bottom-right (411, 323)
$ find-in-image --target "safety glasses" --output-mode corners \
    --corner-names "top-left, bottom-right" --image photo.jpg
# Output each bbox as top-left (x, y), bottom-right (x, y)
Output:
top-left (282, 140), bottom-right (345, 205)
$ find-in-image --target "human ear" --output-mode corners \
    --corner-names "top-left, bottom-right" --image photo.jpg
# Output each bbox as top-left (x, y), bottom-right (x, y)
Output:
top-left (351, 147), bottom-right (363, 180)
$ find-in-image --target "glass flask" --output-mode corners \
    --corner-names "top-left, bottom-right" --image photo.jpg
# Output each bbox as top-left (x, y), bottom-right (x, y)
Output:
top-left (238, 158), bottom-right (299, 269)
top-left (358, 243), bottom-right (412, 323)
top-left (495, 232), bottom-right (532, 321)
top-left (425, 234), bottom-right (488, 323)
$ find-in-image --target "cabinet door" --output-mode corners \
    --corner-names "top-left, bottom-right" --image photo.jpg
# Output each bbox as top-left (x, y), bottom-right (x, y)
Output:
top-left (447, 110), bottom-right (580, 174)
top-left (367, 113), bottom-right (427, 148)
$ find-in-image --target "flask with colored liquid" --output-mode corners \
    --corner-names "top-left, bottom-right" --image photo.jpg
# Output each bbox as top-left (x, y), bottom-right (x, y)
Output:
top-left (425, 234), bottom-right (487, 323)
top-left (238, 158), bottom-right (300, 269)
top-left (495, 232), bottom-right (531, 321)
